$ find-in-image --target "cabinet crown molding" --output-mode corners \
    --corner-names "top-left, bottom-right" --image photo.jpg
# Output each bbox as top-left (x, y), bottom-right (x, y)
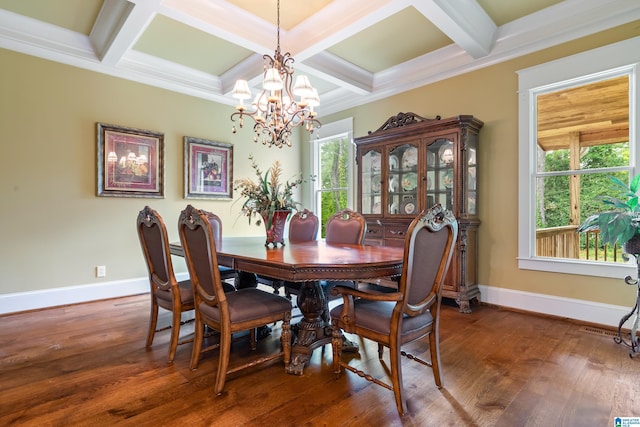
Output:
top-left (370, 112), bottom-right (441, 135)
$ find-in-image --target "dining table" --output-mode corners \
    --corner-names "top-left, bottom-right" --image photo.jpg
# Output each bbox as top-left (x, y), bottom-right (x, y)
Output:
top-left (170, 236), bottom-right (404, 375)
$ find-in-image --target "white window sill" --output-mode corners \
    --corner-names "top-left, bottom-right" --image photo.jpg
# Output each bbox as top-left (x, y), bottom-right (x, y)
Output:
top-left (517, 256), bottom-right (635, 279)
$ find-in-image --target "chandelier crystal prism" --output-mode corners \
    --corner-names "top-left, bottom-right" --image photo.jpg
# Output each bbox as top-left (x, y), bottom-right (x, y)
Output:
top-left (230, 0), bottom-right (320, 148)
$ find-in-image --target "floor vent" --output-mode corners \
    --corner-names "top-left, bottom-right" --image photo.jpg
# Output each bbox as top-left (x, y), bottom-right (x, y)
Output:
top-left (579, 326), bottom-right (617, 337)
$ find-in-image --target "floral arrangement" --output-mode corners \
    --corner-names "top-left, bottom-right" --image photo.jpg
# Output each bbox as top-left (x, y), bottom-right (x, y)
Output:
top-left (233, 154), bottom-right (305, 228)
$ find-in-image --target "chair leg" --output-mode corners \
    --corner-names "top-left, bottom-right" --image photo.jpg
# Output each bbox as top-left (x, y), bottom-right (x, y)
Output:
top-left (146, 296), bottom-right (159, 347)
top-left (390, 342), bottom-right (407, 416)
top-left (331, 319), bottom-right (343, 377)
top-left (429, 332), bottom-right (443, 388)
top-left (281, 312), bottom-right (292, 369)
top-left (190, 317), bottom-right (205, 370)
top-left (167, 307), bottom-right (182, 363)
top-left (378, 343), bottom-right (384, 359)
top-left (214, 328), bottom-right (232, 395)
top-left (250, 328), bottom-right (256, 350)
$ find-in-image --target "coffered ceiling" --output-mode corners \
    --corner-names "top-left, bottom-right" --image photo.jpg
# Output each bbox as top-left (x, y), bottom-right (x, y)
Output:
top-left (1, 0), bottom-right (639, 116)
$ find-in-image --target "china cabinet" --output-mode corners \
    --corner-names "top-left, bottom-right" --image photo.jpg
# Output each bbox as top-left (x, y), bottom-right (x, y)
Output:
top-left (355, 112), bottom-right (483, 312)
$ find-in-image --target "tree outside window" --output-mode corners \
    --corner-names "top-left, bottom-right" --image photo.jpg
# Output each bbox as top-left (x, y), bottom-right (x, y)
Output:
top-left (316, 136), bottom-right (350, 237)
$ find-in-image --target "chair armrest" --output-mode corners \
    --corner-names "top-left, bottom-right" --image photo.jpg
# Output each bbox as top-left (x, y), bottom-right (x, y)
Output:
top-left (331, 285), bottom-right (403, 302)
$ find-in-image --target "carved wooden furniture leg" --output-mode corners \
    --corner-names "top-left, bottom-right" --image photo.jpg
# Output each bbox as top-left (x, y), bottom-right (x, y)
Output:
top-left (286, 281), bottom-right (333, 375)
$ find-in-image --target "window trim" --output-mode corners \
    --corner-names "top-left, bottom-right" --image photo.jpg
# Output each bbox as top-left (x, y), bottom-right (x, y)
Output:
top-left (517, 36), bottom-right (640, 278)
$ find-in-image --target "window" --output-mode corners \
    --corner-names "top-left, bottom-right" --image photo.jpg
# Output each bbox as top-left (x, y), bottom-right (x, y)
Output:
top-left (518, 36), bottom-right (640, 278)
top-left (311, 118), bottom-right (354, 237)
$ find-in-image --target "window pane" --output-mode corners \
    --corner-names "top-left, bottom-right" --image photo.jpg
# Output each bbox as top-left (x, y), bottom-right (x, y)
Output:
top-left (536, 76), bottom-right (629, 171)
top-left (319, 189), bottom-right (347, 237)
top-left (320, 138), bottom-right (349, 190)
top-left (535, 170), bottom-right (630, 262)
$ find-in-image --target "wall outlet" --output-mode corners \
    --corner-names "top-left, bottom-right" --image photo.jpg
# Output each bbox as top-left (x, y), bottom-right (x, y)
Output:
top-left (96, 265), bottom-right (106, 278)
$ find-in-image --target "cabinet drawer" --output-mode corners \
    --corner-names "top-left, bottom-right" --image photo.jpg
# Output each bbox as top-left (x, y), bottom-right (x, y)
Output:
top-left (385, 225), bottom-right (408, 240)
top-left (365, 223), bottom-right (383, 239)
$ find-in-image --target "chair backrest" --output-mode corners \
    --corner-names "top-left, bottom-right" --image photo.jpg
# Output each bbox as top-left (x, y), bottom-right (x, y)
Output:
top-left (136, 206), bottom-right (176, 292)
top-left (202, 210), bottom-right (224, 247)
top-left (288, 209), bottom-right (319, 242)
top-left (178, 205), bottom-right (226, 304)
top-left (325, 208), bottom-right (367, 245)
top-left (399, 204), bottom-right (458, 314)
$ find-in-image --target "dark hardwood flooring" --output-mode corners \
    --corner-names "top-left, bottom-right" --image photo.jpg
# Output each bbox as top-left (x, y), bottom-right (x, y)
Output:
top-left (1, 292), bottom-right (638, 426)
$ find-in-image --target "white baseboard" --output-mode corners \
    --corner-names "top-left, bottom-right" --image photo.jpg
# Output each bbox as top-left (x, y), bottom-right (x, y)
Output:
top-left (0, 274), bottom-right (186, 315)
top-left (0, 280), bottom-right (634, 329)
top-left (478, 285), bottom-right (633, 329)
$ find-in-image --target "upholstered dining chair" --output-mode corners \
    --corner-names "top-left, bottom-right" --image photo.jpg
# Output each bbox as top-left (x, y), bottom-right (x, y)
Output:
top-left (325, 208), bottom-right (366, 245)
top-left (136, 206), bottom-right (194, 363)
top-left (321, 208), bottom-right (367, 295)
top-left (178, 204), bottom-right (292, 395)
top-left (259, 209), bottom-right (320, 296)
top-left (288, 208), bottom-right (320, 243)
top-left (330, 204), bottom-right (458, 416)
top-left (201, 210), bottom-right (239, 286)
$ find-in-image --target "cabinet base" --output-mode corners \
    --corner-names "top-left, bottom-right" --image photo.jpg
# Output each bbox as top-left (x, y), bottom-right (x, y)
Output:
top-left (443, 285), bottom-right (480, 313)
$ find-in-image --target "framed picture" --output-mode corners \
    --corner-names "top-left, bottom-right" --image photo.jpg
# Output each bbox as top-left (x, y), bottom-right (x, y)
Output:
top-left (97, 123), bottom-right (164, 198)
top-left (184, 136), bottom-right (233, 199)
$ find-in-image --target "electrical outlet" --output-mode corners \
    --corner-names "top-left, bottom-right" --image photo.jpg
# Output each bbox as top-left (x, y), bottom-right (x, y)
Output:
top-left (96, 265), bottom-right (106, 278)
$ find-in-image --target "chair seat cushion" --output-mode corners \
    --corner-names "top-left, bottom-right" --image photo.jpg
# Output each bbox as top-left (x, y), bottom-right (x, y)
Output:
top-left (155, 280), bottom-right (193, 305)
top-left (330, 300), bottom-right (433, 342)
top-left (199, 288), bottom-right (291, 323)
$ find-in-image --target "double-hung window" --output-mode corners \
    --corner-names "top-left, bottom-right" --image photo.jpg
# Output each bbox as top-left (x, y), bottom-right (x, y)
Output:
top-left (517, 36), bottom-right (640, 278)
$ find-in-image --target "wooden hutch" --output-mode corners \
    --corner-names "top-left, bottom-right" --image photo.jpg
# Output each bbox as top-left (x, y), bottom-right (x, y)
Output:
top-left (355, 112), bottom-right (483, 313)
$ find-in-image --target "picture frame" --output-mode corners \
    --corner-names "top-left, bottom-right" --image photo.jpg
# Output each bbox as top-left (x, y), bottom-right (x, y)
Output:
top-left (97, 123), bottom-right (164, 198)
top-left (184, 136), bottom-right (233, 199)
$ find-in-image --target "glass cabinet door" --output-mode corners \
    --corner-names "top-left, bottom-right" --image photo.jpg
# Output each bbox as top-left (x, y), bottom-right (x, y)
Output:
top-left (360, 149), bottom-right (382, 215)
top-left (388, 143), bottom-right (419, 216)
top-left (426, 138), bottom-right (455, 211)
top-left (467, 137), bottom-right (478, 215)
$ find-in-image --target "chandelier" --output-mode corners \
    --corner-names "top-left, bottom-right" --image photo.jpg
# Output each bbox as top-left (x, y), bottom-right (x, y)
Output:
top-left (230, 0), bottom-right (320, 148)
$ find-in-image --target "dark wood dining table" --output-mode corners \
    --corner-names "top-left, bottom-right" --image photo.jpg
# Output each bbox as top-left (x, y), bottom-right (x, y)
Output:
top-left (170, 236), bottom-right (404, 375)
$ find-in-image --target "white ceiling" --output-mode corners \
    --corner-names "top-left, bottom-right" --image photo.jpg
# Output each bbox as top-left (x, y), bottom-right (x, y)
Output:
top-left (1, 0), bottom-right (639, 117)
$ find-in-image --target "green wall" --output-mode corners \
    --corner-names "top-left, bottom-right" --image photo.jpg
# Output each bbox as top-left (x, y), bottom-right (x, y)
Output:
top-left (1, 20), bottom-right (639, 308)
top-left (0, 48), bottom-right (302, 294)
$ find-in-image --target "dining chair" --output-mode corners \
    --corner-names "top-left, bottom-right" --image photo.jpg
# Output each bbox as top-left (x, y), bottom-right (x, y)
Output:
top-left (258, 209), bottom-right (320, 297)
top-left (330, 204), bottom-right (458, 416)
top-left (325, 208), bottom-right (366, 245)
top-left (321, 208), bottom-right (367, 296)
top-left (201, 210), bottom-right (239, 286)
top-left (136, 206), bottom-right (195, 363)
top-left (178, 204), bottom-right (292, 395)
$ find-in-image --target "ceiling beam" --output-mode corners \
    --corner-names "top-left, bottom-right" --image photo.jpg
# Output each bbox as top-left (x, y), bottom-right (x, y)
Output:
top-left (91, 0), bottom-right (162, 66)
top-left (413, 0), bottom-right (496, 59)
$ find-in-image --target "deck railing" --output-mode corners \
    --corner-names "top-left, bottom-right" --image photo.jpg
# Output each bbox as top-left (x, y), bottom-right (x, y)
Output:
top-left (536, 226), bottom-right (619, 261)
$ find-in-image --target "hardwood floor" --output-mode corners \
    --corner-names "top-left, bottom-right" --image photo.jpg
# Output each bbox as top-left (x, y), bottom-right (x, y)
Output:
top-left (1, 293), bottom-right (638, 426)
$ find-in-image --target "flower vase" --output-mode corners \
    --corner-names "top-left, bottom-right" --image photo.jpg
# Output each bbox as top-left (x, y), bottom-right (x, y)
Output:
top-left (261, 210), bottom-right (290, 247)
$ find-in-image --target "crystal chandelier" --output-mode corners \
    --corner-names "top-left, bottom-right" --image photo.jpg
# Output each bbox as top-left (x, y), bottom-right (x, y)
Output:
top-left (230, 0), bottom-right (320, 148)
